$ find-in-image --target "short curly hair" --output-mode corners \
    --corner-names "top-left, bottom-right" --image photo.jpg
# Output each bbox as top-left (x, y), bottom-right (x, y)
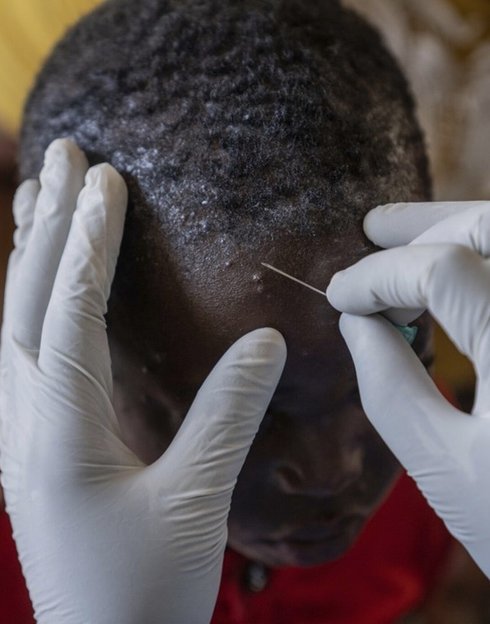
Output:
top-left (20, 0), bottom-right (430, 332)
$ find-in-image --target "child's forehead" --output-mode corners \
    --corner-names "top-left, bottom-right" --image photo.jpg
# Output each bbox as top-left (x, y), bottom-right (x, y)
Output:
top-left (108, 225), bottom-right (378, 384)
top-left (169, 232), bottom-right (366, 324)
top-left (141, 226), bottom-right (374, 338)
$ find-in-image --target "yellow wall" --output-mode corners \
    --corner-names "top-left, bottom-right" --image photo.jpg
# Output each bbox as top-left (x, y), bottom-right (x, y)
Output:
top-left (0, 0), bottom-right (100, 133)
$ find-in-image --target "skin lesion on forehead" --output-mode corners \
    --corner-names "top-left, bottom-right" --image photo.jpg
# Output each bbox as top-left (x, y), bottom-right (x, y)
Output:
top-left (111, 221), bottom-right (435, 383)
top-left (161, 229), bottom-right (370, 317)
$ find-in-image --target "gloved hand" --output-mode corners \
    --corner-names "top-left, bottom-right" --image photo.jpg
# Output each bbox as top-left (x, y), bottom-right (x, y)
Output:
top-left (326, 200), bottom-right (490, 578)
top-left (0, 138), bottom-right (287, 624)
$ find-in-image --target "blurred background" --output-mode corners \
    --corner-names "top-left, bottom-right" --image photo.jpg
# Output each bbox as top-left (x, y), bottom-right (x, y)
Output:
top-left (0, 0), bottom-right (489, 621)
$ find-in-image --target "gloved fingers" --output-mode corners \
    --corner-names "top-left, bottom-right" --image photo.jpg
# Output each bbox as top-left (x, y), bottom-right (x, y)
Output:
top-left (338, 313), bottom-right (471, 487)
top-left (155, 328), bottom-right (286, 495)
top-left (0, 182), bottom-right (40, 450)
top-left (411, 202), bottom-right (490, 254)
top-left (327, 243), bottom-right (452, 314)
top-left (1, 180), bottom-right (39, 344)
top-left (39, 163), bottom-right (127, 398)
top-left (327, 243), bottom-right (490, 377)
top-left (364, 201), bottom-right (490, 248)
top-left (12, 179), bottom-right (39, 255)
top-left (363, 202), bottom-right (490, 326)
top-left (10, 139), bottom-right (88, 352)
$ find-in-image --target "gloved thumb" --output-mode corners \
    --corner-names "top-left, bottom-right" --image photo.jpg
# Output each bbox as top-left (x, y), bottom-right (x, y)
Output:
top-left (153, 328), bottom-right (287, 495)
top-left (339, 313), bottom-right (490, 574)
top-left (338, 313), bottom-right (464, 472)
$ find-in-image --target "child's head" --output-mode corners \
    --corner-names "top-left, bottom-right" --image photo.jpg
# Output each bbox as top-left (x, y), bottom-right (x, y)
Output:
top-left (20, 0), bottom-right (432, 567)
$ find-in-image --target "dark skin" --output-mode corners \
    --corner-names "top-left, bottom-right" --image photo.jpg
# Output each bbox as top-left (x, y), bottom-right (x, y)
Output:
top-left (110, 230), bottom-right (433, 568)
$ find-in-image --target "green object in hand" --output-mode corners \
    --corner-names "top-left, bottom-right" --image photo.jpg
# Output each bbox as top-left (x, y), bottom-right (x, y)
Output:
top-left (393, 324), bottom-right (418, 345)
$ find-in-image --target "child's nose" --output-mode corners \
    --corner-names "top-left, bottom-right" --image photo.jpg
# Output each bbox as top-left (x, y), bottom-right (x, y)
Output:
top-left (273, 446), bottom-right (364, 497)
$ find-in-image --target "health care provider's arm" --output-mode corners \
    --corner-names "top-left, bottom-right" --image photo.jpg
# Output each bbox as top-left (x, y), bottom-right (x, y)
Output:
top-left (327, 200), bottom-right (490, 579)
top-left (0, 138), bottom-right (286, 624)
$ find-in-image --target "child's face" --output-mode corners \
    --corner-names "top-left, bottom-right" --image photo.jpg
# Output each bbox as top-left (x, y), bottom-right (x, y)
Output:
top-left (111, 234), bottom-right (433, 567)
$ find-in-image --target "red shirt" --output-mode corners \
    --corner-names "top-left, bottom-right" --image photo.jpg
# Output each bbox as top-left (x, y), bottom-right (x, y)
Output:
top-left (1, 472), bottom-right (452, 624)
top-left (212, 473), bottom-right (452, 623)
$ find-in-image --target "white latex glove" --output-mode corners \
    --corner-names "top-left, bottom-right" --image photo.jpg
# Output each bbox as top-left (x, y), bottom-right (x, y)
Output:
top-left (0, 139), bottom-right (287, 624)
top-left (326, 200), bottom-right (490, 578)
